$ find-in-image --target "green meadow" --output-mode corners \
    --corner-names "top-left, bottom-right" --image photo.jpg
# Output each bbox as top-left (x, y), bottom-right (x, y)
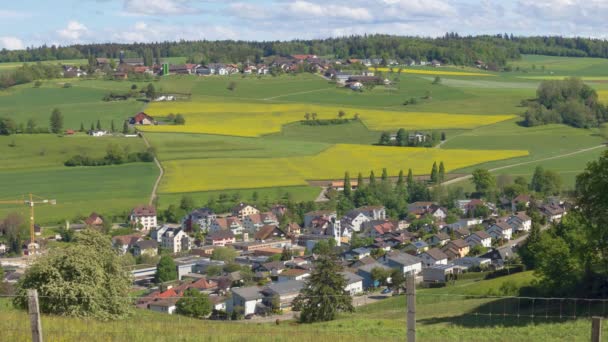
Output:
top-left (0, 55), bottom-right (607, 221)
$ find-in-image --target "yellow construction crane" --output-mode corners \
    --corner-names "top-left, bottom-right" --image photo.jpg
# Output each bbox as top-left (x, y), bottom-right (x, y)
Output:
top-left (0, 194), bottom-right (56, 254)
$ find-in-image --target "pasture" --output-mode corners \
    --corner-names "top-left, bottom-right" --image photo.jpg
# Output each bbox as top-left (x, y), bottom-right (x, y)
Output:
top-left (0, 134), bottom-right (157, 223)
top-left (158, 144), bottom-right (528, 192)
top-left (509, 54), bottom-right (608, 77)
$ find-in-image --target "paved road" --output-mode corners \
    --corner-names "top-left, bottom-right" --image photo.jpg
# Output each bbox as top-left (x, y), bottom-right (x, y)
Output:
top-left (141, 133), bottom-right (164, 206)
top-left (501, 224), bottom-right (550, 250)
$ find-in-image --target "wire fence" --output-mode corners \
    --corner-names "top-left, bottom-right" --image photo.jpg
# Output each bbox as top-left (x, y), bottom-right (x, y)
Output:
top-left (1, 291), bottom-right (607, 341)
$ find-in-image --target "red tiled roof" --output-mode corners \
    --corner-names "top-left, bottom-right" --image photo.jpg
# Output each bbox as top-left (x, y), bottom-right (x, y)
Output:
top-left (132, 204), bottom-right (156, 217)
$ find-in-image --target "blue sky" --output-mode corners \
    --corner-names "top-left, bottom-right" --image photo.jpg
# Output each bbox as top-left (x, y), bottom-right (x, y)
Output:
top-left (1, 0), bottom-right (607, 50)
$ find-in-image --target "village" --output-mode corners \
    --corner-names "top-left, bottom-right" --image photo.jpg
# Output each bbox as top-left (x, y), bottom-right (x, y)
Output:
top-left (1, 187), bottom-right (567, 320)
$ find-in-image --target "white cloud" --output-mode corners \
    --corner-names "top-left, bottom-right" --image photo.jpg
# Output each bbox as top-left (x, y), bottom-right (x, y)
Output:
top-left (285, 1), bottom-right (373, 21)
top-left (110, 21), bottom-right (238, 43)
top-left (57, 21), bottom-right (89, 41)
top-left (123, 0), bottom-right (196, 16)
top-left (0, 36), bottom-right (25, 50)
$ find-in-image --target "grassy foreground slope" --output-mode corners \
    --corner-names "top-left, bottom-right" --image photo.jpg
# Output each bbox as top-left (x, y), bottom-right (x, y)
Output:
top-left (1, 272), bottom-right (605, 341)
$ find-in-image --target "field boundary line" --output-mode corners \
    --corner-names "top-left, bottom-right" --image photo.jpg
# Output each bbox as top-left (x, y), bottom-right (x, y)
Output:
top-left (263, 87), bottom-right (335, 101)
top-left (141, 133), bottom-right (164, 206)
top-left (443, 144), bottom-right (607, 186)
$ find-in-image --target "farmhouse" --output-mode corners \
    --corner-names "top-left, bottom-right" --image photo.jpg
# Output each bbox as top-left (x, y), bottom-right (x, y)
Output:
top-left (85, 212), bottom-right (104, 226)
top-left (130, 112), bottom-right (155, 125)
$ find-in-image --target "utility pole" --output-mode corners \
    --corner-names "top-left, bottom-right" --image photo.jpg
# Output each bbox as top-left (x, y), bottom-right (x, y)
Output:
top-left (406, 274), bottom-right (416, 342)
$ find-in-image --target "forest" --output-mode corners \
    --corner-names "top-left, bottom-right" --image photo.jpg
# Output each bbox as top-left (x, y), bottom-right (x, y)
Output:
top-left (4, 34), bottom-right (608, 66)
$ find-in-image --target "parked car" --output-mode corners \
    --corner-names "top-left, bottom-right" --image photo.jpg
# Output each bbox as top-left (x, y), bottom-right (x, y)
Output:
top-left (381, 288), bottom-right (392, 294)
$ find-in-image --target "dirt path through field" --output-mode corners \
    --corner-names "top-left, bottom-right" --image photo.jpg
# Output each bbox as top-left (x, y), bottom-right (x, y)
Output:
top-left (141, 133), bottom-right (164, 206)
top-left (442, 144), bottom-right (607, 186)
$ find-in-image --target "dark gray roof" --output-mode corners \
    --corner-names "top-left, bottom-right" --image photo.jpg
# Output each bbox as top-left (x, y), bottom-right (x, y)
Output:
top-left (263, 280), bottom-right (305, 296)
top-left (340, 272), bottom-right (364, 285)
top-left (135, 240), bottom-right (158, 250)
top-left (232, 286), bottom-right (263, 300)
top-left (387, 252), bottom-right (422, 267)
top-left (357, 262), bottom-right (391, 273)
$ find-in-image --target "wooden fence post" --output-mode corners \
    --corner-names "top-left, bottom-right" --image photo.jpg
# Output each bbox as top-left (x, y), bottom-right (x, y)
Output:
top-left (591, 316), bottom-right (602, 342)
top-left (406, 275), bottom-right (416, 342)
top-left (27, 289), bottom-right (43, 342)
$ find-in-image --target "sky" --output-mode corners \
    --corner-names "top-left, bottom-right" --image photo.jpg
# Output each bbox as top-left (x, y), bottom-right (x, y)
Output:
top-left (1, 0), bottom-right (608, 50)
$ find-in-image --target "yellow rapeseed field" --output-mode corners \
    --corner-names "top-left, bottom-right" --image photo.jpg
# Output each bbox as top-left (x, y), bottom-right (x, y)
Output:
top-left (140, 101), bottom-right (516, 137)
top-left (597, 90), bottom-right (608, 103)
top-left (370, 67), bottom-right (495, 77)
top-left (159, 144), bottom-right (528, 193)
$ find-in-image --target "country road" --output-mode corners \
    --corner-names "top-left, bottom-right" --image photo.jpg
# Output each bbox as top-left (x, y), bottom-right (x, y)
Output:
top-left (141, 133), bottom-right (164, 206)
top-left (442, 144), bottom-right (607, 187)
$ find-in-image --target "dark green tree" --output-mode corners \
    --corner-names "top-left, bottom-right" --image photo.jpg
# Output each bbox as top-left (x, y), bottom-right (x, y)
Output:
top-left (396, 128), bottom-right (407, 146)
top-left (211, 247), bottom-right (237, 262)
top-left (407, 168), bottom-right (414, 189)
top-left (122, 121), bottom-right (129, 134)
top-left (49, 108), bottom-right (63, 133)
top-left (155, 255), bottom-right (177, 283)
top-left (176, 288), bottom-right (212, 319)
top-left (369, 171), bottom-right (376, 186)
top-left (96, 120), bottom-right (102, 130)
top-left (357, 172), bottom-right (364, 190)
top-left (79, 122), bottom-right (84, 132)
top-left (180, 195), bottom-right (195, 211)
top-left (280, 246), bottom-right (293, 261)
top-left (292, 255), bottom-right (353, 323)
top-left (379, 131), bottom-right (391, 145)
top-left (26, 118), bottom-right (36, 133)
top-left (145, 83), bottom-right (157, 99)
top-left (430, 162), bottom-right (438, 184)
top-left (110, 120), bottom-right (115, 132)
top-left (438, 161), bottom-right (446, 184)
top-left (343, 171), bottom-right (352, 198)
top-left (381, 168), bottom-right (388, 181)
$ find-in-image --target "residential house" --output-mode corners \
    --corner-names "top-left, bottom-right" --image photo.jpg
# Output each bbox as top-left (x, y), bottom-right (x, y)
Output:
top-left (84, 212), bottom-right (104, 226)
top-left (465, 231), bottom-right (492, 248)
top-left (422, 264), bottom-right (456, 283)
top-left (351, 247), bottom-right (373, 260)
top-left (230, 286), bottom-right (264, 315)
top-left (254, 225), bottom-right (285, 241)
top-left (427, 233), bottom-right (450, 247)
top-left (261, 280), bottom-right (305, 312)
top-left (285, 222), bottom-right (302, 237)
top-left (356, 262), bottom-right (392, 289)
top-left (112, 234), bottom-right (142, 255)
top-left (369, 220), bottom-right (396, 238)
top-left (258, 261), bottom-right (287, 277)
top-left (487, 221), bottom-right (513, 241)
top-left (356, 206), bottom-right (387, 220)
top-left (161, 228), bottom-right (191, 254)
top-left (407, 202), bottom-right (435, 217)
top-left (403, 240), bottom-right (429, 255)
top-left (148, 299), bottom-right (178, 314)
top-left (511, 194), bottom-right (531, 212)
top-left (408, 132), bottom-right (427, 144)
top-left (304, 210), bottom-right (337, 228)
top-left (151, 224), bottom-right (174, 243)
top-left (419, 248), bottom-right (449, 267)
top-left (133, 240), bottom-right (158, 257)
top-left (380, 251), bottom-right (423, 276)
top-left (169, 64), bottom-right (199, 75)
top-left (443, 239), bottom-right (470, 259)
top-left (130, 205), bottom-right (157, 231)
top-left (195, 67), bottom-right (211, 76)
top-left (428, 205), bottom-right (448, 221)
top-left (277, 269), bottom-right (310, 282)
top-left (453, 257), bottom-right (492, 270)
top-left (205, 230), bottom-right (236, 246)
top-left (207, 63), bottom-right (228, 75)
top-left (183, 208), bottom-right (216, 233)
top-left (243, 214), bottom-right (264, 232)
top-left (130, 112), bottom-right (155, 125)
top-left (481, 246), bottom-right (516, 266)
top-left (210, 217), bottom-right (244, 235)
top-left (340, 210), bottom-right (371, 235)
top-left (232, 203), bottom-right (260, 219)
top-left (540, 204), bottom-right (567, 223)
top-left (453, 227), bottom-right (471, 239)
top-left (330, 180), bottom-right (359, 192)
top-left (341, 272), bottom-right (364, 295)
top-left (507, 212), bottom-right (532, 232)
